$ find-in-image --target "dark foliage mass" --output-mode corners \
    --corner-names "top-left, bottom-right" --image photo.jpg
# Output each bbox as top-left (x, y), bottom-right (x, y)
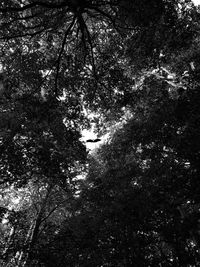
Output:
top-left (0, 0), bottom-right (200, 266)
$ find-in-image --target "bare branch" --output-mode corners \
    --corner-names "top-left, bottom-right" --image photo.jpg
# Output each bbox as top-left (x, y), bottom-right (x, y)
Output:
top-left (76, 14), bottom-right (99, 100)
top-left (40, 195), bottom-right (74, 224)
top-left (89, 6), bottom-right (135, 31)
top-left (0, 28), bottom-right (46, 40)
top-left (0, 1), bottom-right (68, 13)
top-left (1, 13), bottom-right (41, 27)
top-left (54, 16), bottom-right (77, 96)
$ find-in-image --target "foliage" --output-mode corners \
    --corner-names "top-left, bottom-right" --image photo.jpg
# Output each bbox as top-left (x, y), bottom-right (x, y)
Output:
top-left (55, 64), bottom-right (200, 266)
top-left (0, 0), bottom-right (199, 266)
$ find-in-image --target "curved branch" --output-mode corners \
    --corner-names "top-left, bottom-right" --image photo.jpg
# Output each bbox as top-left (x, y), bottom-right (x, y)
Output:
top-left (77, 14), bottom-right (96, 71)
top-left (1, 13), bottom-right (41, 27)
top-left (77, 14), bottom-right (98, 101)
top-left (0, 1), bottom-right (68, 13)
top-left (54, 16), bottom-right (77, 96)
top-left (0, 28), bottom-right (46, 40)
top-left (89, 6), bottom-right (135, 31)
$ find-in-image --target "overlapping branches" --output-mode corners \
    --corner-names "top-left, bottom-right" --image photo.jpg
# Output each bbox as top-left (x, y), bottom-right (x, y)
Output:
top-left (0, 1), bottom-right (68, 12)
top-left (55, 15), bottom-right (77, 96)
top-left (0, 0), bottom-right (119, 96)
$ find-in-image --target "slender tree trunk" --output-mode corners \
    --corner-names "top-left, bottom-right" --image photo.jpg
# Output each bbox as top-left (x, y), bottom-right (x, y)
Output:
top-left (17, 184), bottom-right (53, 267)
top-left (2, 225), bottom-right (15, 258)
top-left (15, 221), bottom-right (35, 267)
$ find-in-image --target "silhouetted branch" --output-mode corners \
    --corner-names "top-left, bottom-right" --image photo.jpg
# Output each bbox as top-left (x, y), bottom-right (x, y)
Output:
top-left (54, 15), bottom-right (76, 96)
top-left (0, 28), bottom-right (46, 40)
top-left (0, 1), bottom-right (68, 13)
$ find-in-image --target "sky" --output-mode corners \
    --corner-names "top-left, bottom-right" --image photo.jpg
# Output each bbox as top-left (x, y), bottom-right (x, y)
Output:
top-left (193, 0), bottom-right (200, 5)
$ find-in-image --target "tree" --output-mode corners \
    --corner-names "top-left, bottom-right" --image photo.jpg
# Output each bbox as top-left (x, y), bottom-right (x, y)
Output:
top-left (52, 54), bottom-right (200, 266)
top-left (0, 0), bottom-right (199, 266)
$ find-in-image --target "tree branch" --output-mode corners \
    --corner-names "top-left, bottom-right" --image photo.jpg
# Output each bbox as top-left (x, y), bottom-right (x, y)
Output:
top-left (54, 16), bottom-right (76, 97)
top-left (0, 1), bottom-right (68, 13)
top-left (0, 28), bottom-right (46, 40)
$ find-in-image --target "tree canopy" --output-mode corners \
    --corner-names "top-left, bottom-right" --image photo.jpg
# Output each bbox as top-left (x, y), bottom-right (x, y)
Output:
top-left (0, 0), bottom-right (200, 266)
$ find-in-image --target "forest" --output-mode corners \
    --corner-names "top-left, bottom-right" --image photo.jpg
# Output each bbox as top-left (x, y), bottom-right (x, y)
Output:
top-left (0, 0), bottom-right (200, 266)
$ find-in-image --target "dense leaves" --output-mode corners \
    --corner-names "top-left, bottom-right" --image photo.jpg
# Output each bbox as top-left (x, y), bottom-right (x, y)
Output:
top-left (0, 0), bottom-right (200, 266)
top-left (53, 66), bottom-right (200, 266)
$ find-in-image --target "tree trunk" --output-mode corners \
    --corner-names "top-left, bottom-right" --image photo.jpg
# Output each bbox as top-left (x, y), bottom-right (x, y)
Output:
top-left (16, 184), bottom-right (53, 267)
top-left (2, 225), bottom-right (15, 258)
